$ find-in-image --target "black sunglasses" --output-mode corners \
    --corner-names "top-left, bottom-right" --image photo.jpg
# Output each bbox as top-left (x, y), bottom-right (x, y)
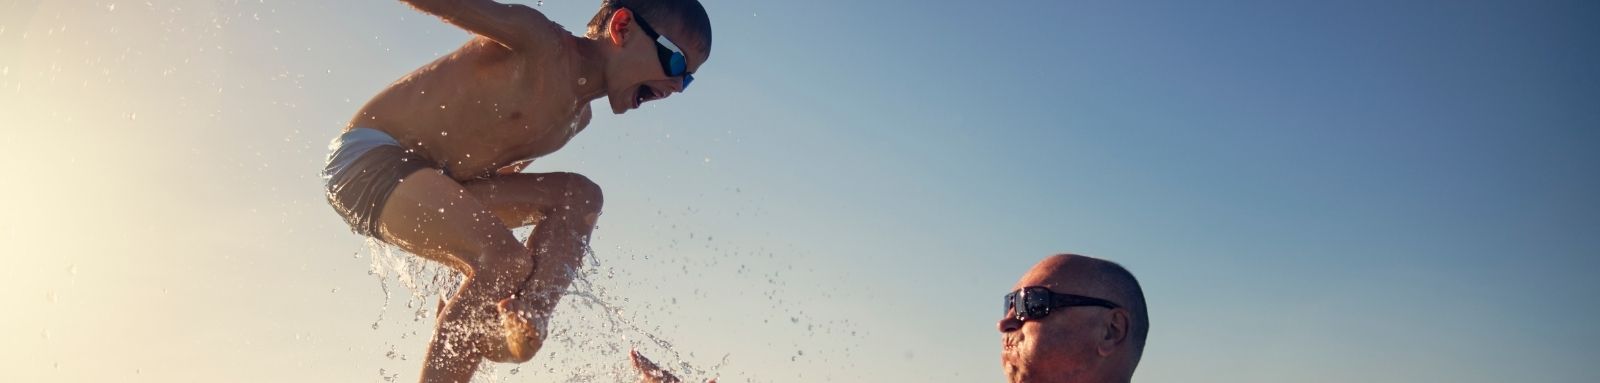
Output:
top-left (625, 8), bottom-right (695, 89)
top-left (1004, 286), bottom-right (1120, 321)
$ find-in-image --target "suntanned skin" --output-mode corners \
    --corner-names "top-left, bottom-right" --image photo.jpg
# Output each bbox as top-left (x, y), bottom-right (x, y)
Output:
top-left (998, 255), bottom-right (1138, 383)
top-left (349, 1), bottom-right (709, 382)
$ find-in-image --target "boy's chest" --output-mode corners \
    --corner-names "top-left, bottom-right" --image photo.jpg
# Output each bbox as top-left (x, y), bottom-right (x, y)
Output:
top-left (423, 51), bottom-right (594, 173)
top-left (466, 99), bottom-right (591, 164)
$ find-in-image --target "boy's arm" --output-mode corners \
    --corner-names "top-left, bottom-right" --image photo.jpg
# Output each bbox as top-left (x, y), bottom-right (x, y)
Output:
top-left (400, 0), bottom-right (562, 52)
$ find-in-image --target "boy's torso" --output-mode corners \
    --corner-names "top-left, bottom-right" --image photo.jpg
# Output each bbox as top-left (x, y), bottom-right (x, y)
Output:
top-left (352, 36), bottom-right (592, 180)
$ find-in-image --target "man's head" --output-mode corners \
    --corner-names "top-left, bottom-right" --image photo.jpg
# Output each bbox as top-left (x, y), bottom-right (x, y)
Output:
top-left (587, 0), bottom-right (711, 114)
top-left (998, 254), bottom-right (1149, 383)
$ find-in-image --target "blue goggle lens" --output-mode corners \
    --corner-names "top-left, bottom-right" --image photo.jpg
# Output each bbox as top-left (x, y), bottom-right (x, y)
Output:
top-left (668, 53), bottom-right (694, 88)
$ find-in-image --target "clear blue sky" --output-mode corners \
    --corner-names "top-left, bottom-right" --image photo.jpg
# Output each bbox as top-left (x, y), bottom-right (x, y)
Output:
top-left (2, 0), bottom-right (1597, 382)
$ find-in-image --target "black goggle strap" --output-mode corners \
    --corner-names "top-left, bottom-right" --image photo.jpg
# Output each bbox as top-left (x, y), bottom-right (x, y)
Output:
top-left (629, 10), bottom-right (686, 72)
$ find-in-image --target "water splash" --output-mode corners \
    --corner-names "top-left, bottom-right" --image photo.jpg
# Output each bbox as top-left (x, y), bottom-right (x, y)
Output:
top-left (357, 235), bottom-right (724, 382)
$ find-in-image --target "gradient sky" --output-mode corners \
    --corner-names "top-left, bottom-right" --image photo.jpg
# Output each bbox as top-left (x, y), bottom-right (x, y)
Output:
top-left (3, 0), bottom-right (1598, 382)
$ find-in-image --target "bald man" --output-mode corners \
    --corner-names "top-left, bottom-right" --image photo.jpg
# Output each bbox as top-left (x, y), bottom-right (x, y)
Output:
top-left (998, 254), bottom-right (1150, 383)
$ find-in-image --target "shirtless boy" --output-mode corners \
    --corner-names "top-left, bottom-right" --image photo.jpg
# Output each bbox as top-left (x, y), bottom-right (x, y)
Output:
top-left (320, 1), bottom-right (710, 382)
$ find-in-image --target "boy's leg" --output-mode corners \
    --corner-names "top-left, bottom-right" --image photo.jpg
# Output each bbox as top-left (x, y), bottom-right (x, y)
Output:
top-left (460, 172), bottom-right (604, 363)
top-left (374, 170), bottom-right (602, 380)
top-left (375, 170), bottom-right (539, 383)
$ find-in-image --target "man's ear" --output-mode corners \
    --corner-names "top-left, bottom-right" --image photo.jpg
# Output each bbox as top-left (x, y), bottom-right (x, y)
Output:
top-left (607, 8), bottom-right (634, 47)
top-left (1097, 308), bottom-right (1130, 356)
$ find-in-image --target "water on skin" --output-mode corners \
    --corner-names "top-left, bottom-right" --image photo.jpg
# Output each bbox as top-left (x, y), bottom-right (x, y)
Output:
top-left (359, 232), bottom-right (722, 382)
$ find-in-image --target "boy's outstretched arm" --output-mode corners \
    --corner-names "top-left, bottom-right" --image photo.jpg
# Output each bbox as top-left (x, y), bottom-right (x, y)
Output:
top-left (400, 0), bottom-right (562, 52)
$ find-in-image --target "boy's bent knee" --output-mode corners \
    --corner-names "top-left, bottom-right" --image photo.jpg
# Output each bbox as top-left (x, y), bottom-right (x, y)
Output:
top-left (555, 172), bottom-right (603, 213)
top-left (563, 172), bottom-right (602, 196)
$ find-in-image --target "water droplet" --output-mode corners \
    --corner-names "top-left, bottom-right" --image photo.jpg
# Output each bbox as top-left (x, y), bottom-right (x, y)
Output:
top-left (577, 77), bottom-right (586, 85)
top-left (440, 131), bottom-right (448, 136)
top-left (45, 291), bottom-right (57, 303)
top-left (68, 265), bottom-right (78, 275)
top-left (438, 104), bottom-right (446, 109)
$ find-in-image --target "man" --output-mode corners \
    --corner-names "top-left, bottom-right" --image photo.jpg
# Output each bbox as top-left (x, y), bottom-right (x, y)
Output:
top-left (998, 254), bottom-right (1150, 383)
top-left (320, 1), bottom-right (710, 382)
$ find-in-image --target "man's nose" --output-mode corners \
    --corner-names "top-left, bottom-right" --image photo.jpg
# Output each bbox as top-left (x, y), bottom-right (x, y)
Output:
top-left (998, 316), bottom-right (1022, 333)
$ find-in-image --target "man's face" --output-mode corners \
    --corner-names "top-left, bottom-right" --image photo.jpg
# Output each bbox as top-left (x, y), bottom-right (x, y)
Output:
top-left (998, 264), bottom-right (1108, 383)
top-left (605, 9), bottom-right (708, 115)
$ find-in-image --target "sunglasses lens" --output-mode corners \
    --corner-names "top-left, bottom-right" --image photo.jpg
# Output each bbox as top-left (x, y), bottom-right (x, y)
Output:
top-left (1004, 292), bottom-right (1016, 315)
top-left (1023, 288), bottom-right (1049, 319)
top-left (682, 74), bottom-right (694, 89)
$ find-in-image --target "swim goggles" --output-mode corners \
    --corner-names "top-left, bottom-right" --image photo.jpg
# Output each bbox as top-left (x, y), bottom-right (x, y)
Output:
top-left (630, 10), bottom-right (695, 89)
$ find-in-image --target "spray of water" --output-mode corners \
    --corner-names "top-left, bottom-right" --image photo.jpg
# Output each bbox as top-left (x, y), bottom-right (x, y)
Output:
top-left (358, 233), bottom-right (726, 382)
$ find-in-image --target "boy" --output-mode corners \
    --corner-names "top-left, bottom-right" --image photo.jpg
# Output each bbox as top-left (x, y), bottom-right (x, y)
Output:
top-left (322, 1), bottom-right (710, 381)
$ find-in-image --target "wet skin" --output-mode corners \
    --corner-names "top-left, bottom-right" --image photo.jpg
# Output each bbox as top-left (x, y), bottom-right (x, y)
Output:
top-left (343, 1), bottom-right (707, 382)
top-left (352, 35), bottom-right (593, 180)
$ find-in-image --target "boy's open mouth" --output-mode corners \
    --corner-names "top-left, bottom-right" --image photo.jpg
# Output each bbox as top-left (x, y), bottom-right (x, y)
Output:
top-left (634, 85), bottom-right (664, 109)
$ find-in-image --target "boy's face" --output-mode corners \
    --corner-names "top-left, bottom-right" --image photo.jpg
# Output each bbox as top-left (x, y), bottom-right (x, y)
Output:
top-left (603, 8), bottom-right (708, 115)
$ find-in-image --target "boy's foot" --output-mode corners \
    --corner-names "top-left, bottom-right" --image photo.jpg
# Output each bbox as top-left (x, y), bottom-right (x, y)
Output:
top-left (495, 296), bottom-right (547, 362)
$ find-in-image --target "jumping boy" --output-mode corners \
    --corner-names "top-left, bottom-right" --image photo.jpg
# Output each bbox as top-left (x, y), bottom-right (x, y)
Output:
top-left (321, 1), bottom-right (710, 381)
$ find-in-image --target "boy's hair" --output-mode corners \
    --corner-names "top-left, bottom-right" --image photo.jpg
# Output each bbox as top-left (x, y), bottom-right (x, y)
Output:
top-left (586, 0), bottom-right (712, 53)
